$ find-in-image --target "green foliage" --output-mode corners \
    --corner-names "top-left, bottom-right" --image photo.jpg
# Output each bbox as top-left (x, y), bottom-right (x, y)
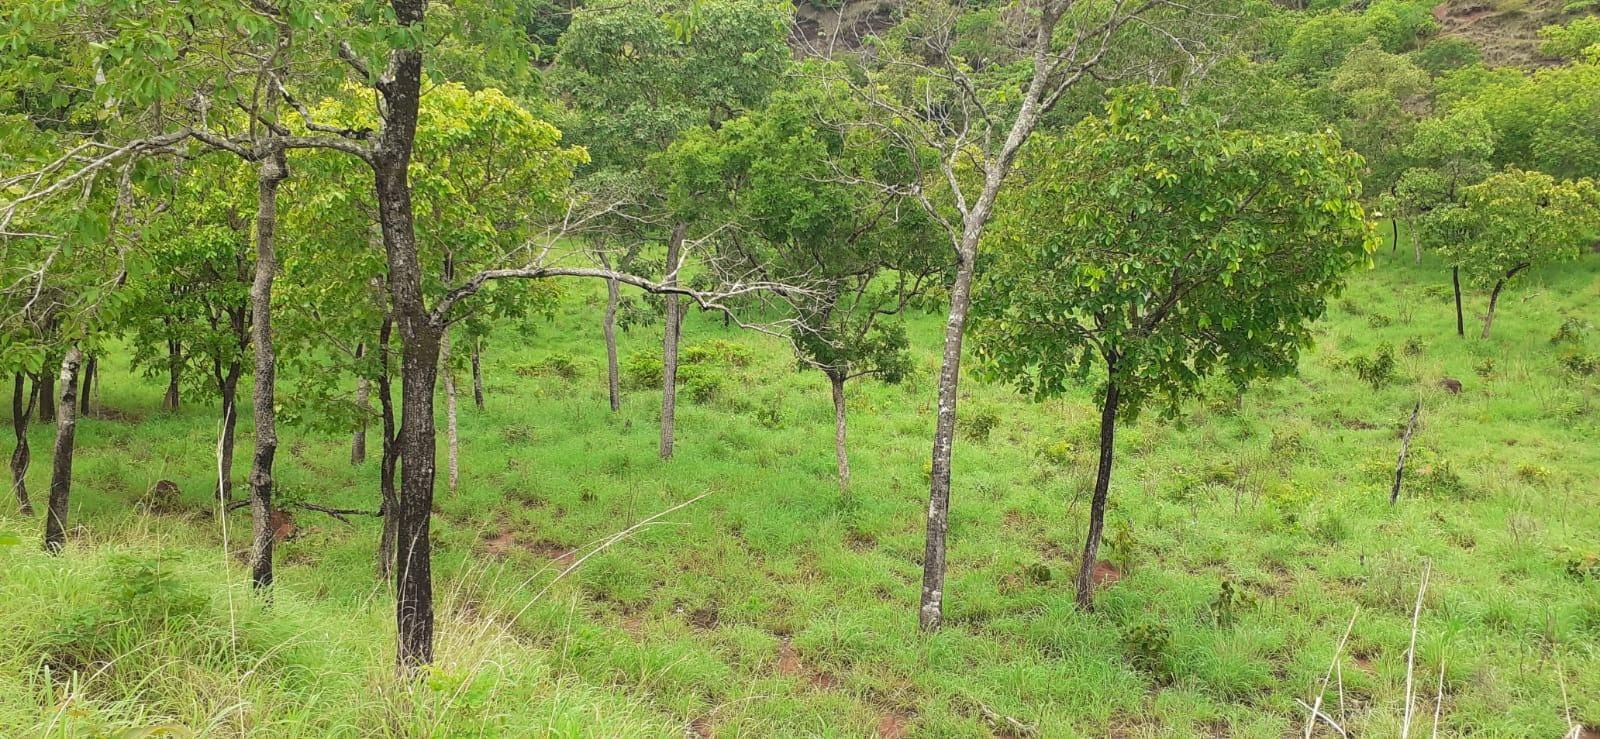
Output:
top-left (1350, 342), bottom-right (1398, 389)
top-left (1422, 169), bottom-right (1600, 292)
top-left (1539, 17), bottom-right (1600, 60)
top-left (976, 87), bottom-right (1374, 417)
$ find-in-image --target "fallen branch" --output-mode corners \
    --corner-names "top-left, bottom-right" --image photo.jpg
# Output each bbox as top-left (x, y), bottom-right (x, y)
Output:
top-left (1390, 401), bottom-right (1422, 505)
top-left (223, 498), bottom-right (380, 524)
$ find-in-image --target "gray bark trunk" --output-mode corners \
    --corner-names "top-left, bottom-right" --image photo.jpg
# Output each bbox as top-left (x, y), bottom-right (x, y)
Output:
top-left (441, 329), bottom-right (459, 494)
top-left (470, 340), bottom-right (484, 410)
top-left (1480, 263), bottom-right (1529, 339)
top-left (11, 372), bottom-right (35, 515)
top-left (42, 347), bottom-right (82, 553)
top-left (659, 223), bottom-right (686, 459)
top-left (217, 365), bottom-right (241, 501)
top-left (247, 148), bottom-right (288, 592)
top-left (830, 373), bottom-right (850, 492)
top-left (164, 337), bottom-right (182, 411)
top-left (352, 342), bottom-right (369, 464)
top-left (919, 251), bottom-right (976, 631)
top-left (604, 277), bottom-right (621, 412)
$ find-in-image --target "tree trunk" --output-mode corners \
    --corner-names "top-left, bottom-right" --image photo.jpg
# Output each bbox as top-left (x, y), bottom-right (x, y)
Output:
top-left (36, 360), bottom-right (55, 424)
top-left (164, 338), bottom-right (182, 411)
top-left (247, 149), bottom-right (288, 592)
top-left (441, 329), bottom-right (459, 495)
top-left (1452, 266), bottom-right (1464, 338)
top-left (1074, 376), bottom-right (1121, 611)
top-left (352, 342), bottom-right (369, 464)
top-left (376, 319), bottom-right (399, 582)
top-left (919, 248), bottom-right (977, 632)
top-left (78, 355), bottom-right (95, 415)
top-left (42, 347), bottom-right (82, 553)
top-left (373, 37), bottom-right (439, 671)
top-left (829, 372), bottom-right (851, 492)
top-left (10, 373), bottom-right (35, 515)
top-left (1479, 263), bottom-right (1529, 339)
top-left (217, 363), bottom-right (241, 501)
top-left (470, 340), bottom-right (485, 411)
top-left (604, 276), bottom-right (621, 413)
top-left (659, 222), bottom-right (687, 459)
top-left (1391, 218), bottom-right (1398, 254)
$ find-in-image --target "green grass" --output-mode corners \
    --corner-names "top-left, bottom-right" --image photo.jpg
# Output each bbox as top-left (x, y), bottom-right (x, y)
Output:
top-left (3, 236), bottom-right (1599, 737)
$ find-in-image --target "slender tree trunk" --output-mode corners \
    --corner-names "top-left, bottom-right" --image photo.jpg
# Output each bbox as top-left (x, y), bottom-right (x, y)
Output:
top-left (36, 360), bottom-right (55, 424)
top-left (376, 319), bottom-right (400, 582)
top-left (830, 372), bottom-right (850, 492)
top-left (470, 340), bottom-right (485, 410)
top-left (1452, 267), bottom-right (1464, 338)
top-left (604, 277), bottom-right (621, 412)
top-left (1075, 376), bottom-right (1121, 611)
top-left (217, 364), bottom-right (241, 501)
top-left (919, 247), bottom-right (977, 632)
top-left (42, 347), bottom-right (82, 553)
top-left (11, 373), bottom-right (35, 515)
top-left (441, 329), bottom-right (459, 495)
top-left (1480, 263), bottom-right (1528, 339)
top-left (374, 36), bottom-right (439, 670)
top-left (659, 223), bottom-right (687, 459)
top-left (1391, 218), bottom-right (1398, 254)
top-left (78, 355), bottom-right (95, 415)
top-left (352, 343), bottom-right (369, 464)
top-left (247, 149), bottom-right (288, 592)
top-left (164, 338), bottom-right (182, 411)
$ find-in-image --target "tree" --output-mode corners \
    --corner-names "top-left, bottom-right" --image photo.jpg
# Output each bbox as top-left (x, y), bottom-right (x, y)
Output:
top-left (552, 0), bottom-right (789, 458)
top-left (975, 88), bottom-right (1373, 609)
top-left (1327, 40), bottom-right (1430, 195)
top-left (1420, 169), bottom-right (1600, 339)
top-left (666, 84), bottom-right (946, 491)
top-left (1396, 109), bottom-right (1495, 331)
top-left (121, 158), bottom-right (255, 499)
top-left (832, 0), bottom-right (1227, 631)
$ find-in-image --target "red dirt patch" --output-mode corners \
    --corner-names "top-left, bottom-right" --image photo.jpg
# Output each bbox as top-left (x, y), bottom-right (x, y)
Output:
top-left (1090, 560), bottom-right (1124, 588)
top-left (776, 640), bottom-right (803, 677)
top-left (269, 510), bottom-right (296, 542)
top-left (480, 530), bottom-right (576, 566)
top-left (482, 531), bottom-right (518, 558)
top-left (876, 711), bottom-right (912, 738)
top-left (687, 715), bottom-right (713, 738)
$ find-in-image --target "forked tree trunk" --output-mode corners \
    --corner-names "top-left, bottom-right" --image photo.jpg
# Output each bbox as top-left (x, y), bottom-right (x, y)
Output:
top-left (376, 319), bottom-right (399, 582)
top-left (247, 149), bottom-right (288, 592)
top-left (78, 355), bottom-right (95, 415)
top-left (352, 342), bottom-right (369, 464)
top-left (1452, 267), bottom-right (1464, 338)
top-left (441, 329), bottom-right (459, 495)
top-left (11, 373), bottom-right (35, 515)
top-left (216, 363), bottom-right (242, 500)
top-left (164, 337), bottom-right (182, 411)
top-left (830, 372), bottom-right (851, 492)
top-left (36, 361), bottom-right (55, 424)
top-left (1075, 375), bottom-right (1121, 611)
top-left (604, 277), bottom-right (621, 412)
top-left (373, 35), bottom-right (440, 670)
top-left (42, 347), bottom-right (82, 553)
top-left (470, 340), bottom-right (485, 410)
top-left (1480, 263), bottom-right (1529, 339)
top-left (659, 223), bottom-right (687, 460)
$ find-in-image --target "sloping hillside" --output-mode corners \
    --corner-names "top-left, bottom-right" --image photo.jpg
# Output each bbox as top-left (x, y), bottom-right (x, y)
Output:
top-left (1432, 0), bottom-right (1599, 66)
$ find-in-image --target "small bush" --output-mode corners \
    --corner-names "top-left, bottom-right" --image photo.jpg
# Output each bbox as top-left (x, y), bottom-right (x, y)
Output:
top-left (682, 339), bottom-right (753, 368)
top-left (1122, 622), bottom-right (1173, 682)
top-left (1558, 350), bottom-right (1598, 377)
top-left (516, 352), bottom-right (581, 380)
top-left (963, 409), bottom-right (1001, 441)
top-left (1350, 343), bottom-right (1397, 389)
top-left (1550, 317), bottom-right (1591, 345)
top-left (621, 351), bottom-right (664, 391)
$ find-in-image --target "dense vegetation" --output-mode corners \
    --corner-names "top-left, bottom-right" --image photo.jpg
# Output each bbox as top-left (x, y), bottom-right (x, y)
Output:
top-left (2, 0), bottom-right (1598, 735)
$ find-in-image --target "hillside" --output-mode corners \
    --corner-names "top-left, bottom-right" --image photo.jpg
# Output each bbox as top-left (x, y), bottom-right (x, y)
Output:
top-left (1432, 0), bottom-right (1600, 66)
top-left (4, 242), bottom-right (1598, 736)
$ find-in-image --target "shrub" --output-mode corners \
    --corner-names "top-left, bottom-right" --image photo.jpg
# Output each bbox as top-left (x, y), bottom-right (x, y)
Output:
top-left (1558, 350), bottom-right (1598, 377)
top-left (621, 351), bottom-right (663, 391)
top-left (1350, 343), bottom-right (1397, 389)
top-left (1550, 317), bottom-right (1591, 345)
top-left (962, 408), bottom-right (1001, 441)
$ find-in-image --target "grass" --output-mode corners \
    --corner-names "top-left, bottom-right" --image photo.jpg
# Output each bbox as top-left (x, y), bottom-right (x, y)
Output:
top-left (2, 233), bottom-right (1599, 737)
